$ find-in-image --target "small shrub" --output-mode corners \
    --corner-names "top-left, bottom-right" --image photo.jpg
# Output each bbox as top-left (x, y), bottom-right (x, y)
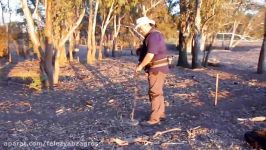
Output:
top-left (28, 76), bottom-right (42, 91)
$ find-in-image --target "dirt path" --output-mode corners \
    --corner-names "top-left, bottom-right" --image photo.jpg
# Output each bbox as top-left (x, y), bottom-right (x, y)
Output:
top-left (0, 43), bottom-right (265, 149)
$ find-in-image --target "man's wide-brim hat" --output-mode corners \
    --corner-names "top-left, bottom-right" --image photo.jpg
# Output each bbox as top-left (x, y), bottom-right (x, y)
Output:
top-left (135, 16), bottom-right (155, 29)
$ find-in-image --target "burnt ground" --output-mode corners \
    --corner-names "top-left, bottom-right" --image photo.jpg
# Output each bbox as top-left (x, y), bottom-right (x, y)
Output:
top-left (0, 42), bottom-right (265, 149)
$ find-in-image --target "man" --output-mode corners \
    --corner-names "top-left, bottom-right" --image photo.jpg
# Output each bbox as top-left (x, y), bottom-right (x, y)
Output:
top-left (135, 16), bottom-right (169, 126)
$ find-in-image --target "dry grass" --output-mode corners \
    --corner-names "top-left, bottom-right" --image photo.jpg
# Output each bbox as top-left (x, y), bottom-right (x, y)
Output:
top-left (7, 60), bottom-right (41, 90)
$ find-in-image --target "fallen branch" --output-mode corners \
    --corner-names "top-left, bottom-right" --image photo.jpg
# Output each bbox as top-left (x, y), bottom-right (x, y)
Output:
top-left (110, 127), bottom-right (182, 146)
top-left (161, 142), bottom-right (185, 147)
top-left (110, 138), bottom-right (128, 146)
top-left (110, 136), bottom-right (152, 146)
top-left (153, 127), bottom-right (182, 138)
top-left (237, 116), bottom-right (266, 122)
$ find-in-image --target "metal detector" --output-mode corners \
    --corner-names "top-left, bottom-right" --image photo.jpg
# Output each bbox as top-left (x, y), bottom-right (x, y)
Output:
top-left (123, 73), bottom-right (141, 126)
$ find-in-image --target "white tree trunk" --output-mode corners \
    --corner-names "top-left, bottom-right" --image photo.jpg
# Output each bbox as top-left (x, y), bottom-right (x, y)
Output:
top-left (69, 34), bottom-right (74, 62)
top-left (87, 0), bottom-right (93, 64)
top-left (53, 49), bottom-right (61, 85)
top-left (20, 0), bottom-right (42, 57)
top-left (99, 0), bottom-right (114, 60)
top-left (200, 33), bottom-right (206, 51)
top-left (112, 14), bottom-right (124, 57)
top-left (91, 0), bottom-right (99, 63)
top-left (228, 21), bottom-right (239, 50)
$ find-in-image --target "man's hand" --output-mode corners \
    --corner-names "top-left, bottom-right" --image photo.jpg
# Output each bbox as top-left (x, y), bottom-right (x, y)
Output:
top-left (135, 53), bottom-right (154, 73)
top-left (135, 64), bottom-right (143, 73)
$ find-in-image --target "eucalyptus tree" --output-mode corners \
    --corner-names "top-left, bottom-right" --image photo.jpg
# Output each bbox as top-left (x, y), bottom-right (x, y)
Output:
top-left (87, 0), bottom-right (99, 64)
top-left (168, 0), bottom-right (228, 67)
top-left (53, 1), bottom-right (86, 64)
top-left (177, 0), bottom-right (194, 67)
top-left (217, 0), bottom-right (264, 49)
top-left (110, 0), bottom-right (142, 57)
top-left (97, 0), bottom-right (115, 60)
top-left (21, 0), bottom-right (85, 87)
top-left (87, 0), bottom-right (94, 64)
top-left (191, 0), bottom-right (202, 68)
top-left (111, 1), bottom-right (127, 57)
top-left (193, 0), bottom-right (226, 68)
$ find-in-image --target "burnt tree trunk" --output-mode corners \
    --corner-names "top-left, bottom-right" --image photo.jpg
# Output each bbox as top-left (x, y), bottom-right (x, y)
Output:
top-left (177, 0), bottom-right (192, 68)
top-left (192, 0), bottom-right (202, 69)
top-left (202, 34), bottom-right (216, 67)
top-left (257, 39), bottom-right (266, 74)
top-left (178, 32), bottom-right (190, 67)
top-left (112, 37), bottom-right (117, 57)
top-left (257, 11), bottom-right (266, 74)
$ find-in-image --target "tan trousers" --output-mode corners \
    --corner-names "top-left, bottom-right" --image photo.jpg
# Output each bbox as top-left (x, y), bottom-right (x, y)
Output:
top-left (148, 72), bottom-right (167, 121)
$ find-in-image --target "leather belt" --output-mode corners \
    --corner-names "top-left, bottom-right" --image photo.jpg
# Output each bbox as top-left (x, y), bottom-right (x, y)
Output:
top-left (149, 58), bottom-right (169, 68)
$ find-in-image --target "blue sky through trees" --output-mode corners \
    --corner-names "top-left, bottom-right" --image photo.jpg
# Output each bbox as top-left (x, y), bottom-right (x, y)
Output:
top-left (0, 0), bottom-right (265, 25)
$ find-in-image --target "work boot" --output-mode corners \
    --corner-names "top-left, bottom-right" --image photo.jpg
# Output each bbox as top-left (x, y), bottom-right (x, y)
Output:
top-left (160, 114), bottom-right (166, 121)
top-left (140, 120), bottom-right (160, 126)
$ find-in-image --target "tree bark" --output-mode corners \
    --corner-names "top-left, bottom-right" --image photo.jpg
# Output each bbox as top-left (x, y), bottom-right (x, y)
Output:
top-left (177, 32), bottom-right (190, 67)
top-left (20, 0), bottom-right (42, 57)
top-left (257, 40), bottom-right (266, 74)
top-left (112, 15), bottom-right (117, 57)
top-left (99, 0), bottom-right (114, 60)
top-left (112, 14), bottom-right (124, 57)
top-left (98, 35), bottom-right (104, 60)
top-left (112, 37), bottom-right (117, 57)
top-left (91, 0), bottom-right (99, 63)
top-left (57, 8), bottom-right (85, 64)
top-left (202, 33), bottom-right (215, 67)
top-left (257, 11), bottom-right (266, 74)
top-left (87, 0), bottom-right (93, 64)
top-left (7, 0), bottom-right (12, 62)
top-left (177, 0), bottom-right (192, 68)
top-left (54, 7), bottom-right (85, 83)
top-left (192, 0), bottom-right (202, 69)
top-left (22, 0), bottom-right (85, 87)
top-left (59, 45), bottom-right (67, 64)
top-left (43, 0), bottom-right (54, 87)
top-left (69, 34), bottom-right (75, 62)
top-left (53, 46), bottom-right (61, 85)
top-left (228, 21), bottom-right (239, 50)
top-left (58, 9), bottom-right (85, 48)
top-left (21, 0), bottom-right (53, 88)
top-left (200, 33), bottom-right (206, 52)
